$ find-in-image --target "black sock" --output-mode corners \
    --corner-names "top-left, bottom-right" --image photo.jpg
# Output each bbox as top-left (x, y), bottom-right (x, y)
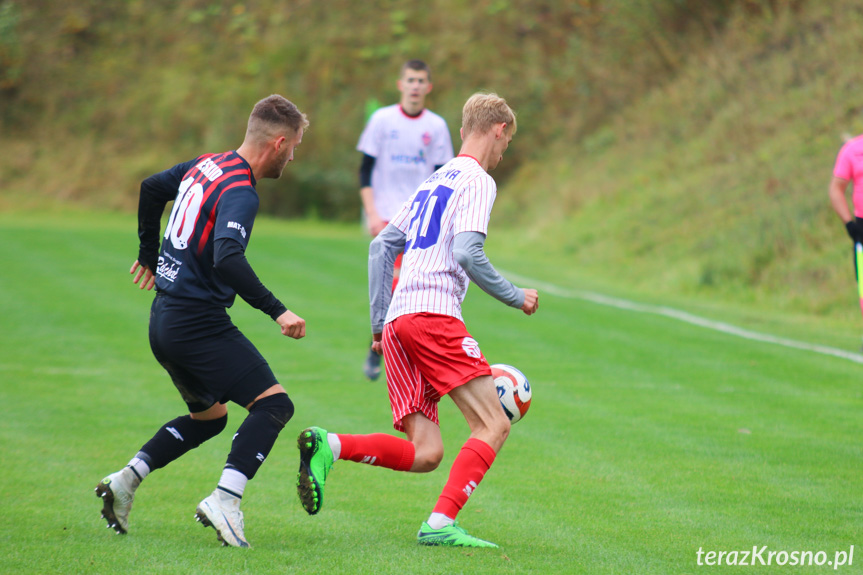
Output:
top-left (225, 393), bottom-right (294, 480)
top-left (138, 414), bottom-right (227, 471)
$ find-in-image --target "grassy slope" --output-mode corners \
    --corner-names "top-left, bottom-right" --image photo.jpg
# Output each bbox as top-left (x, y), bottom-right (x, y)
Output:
top-left (502, 2), bottom-right (863, 329)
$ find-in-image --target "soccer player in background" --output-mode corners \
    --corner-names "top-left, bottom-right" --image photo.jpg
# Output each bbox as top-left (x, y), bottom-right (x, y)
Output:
top-left (357, 59), bottom-right (454, 380)
top-left (296, 93), bottom-right (539, 548)
top-left (95, 95), bottom-right (308, 548)
top-left (830, 132), bottom-right (863, 342)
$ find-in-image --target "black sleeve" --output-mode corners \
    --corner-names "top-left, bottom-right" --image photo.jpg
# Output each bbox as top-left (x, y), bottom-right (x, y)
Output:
top-left (213, 237), bottom-right (288, 321)
top-left (137, 159), bottom-right (199, 270)
top-left (359, 153), bottom-right (376, 187)
top-left (137, 172), bottom-right (179, 271)
top-left (433, 164), bottom-right (445, 171)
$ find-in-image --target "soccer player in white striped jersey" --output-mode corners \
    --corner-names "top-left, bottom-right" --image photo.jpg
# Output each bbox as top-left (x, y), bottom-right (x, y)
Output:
top-left (357, 59), bottom-right (454, 380)
top-left (296, 93), bottom-right (539, 548)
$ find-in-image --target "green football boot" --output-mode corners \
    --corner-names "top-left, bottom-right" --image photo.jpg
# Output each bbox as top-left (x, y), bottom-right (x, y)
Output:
top-left (416, 521), bottom-right (499, 548)
top-left (296, 427), bottom-right (334, 515)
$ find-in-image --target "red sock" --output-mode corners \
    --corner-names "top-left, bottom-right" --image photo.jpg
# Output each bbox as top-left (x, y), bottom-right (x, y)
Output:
top-left (336, 433), bottom-right (415, 471)
top-left (433, 438), bottom-right (497, 519)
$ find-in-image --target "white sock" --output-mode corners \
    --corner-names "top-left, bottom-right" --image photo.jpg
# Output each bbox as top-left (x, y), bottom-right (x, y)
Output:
top-left (217, 468), bottom-right (248, 499)
top-left (125, 457), bottom-right (150, 488)
top-left (427, 512), bottom-right (455, 530)
top-left (328, 433), bottom-right (342, 461)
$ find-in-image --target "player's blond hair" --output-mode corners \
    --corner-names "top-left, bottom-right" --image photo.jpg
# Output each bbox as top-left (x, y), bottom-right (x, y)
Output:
top-left (247, 94), bottom-right (309, 143)
top-left (461, 93), bottom-right (516, 138)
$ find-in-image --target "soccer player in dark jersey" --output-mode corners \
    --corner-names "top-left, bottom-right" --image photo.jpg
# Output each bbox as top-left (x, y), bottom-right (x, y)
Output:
top-left (95, 94), bottom-right (308, 548)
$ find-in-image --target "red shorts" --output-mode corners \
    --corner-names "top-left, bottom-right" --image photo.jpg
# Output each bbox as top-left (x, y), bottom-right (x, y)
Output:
top-left (382, 313), bottom-right (492, 432)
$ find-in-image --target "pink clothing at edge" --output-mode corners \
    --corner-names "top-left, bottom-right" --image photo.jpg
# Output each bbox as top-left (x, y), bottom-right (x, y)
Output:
top-left (833, 134), bottom-right (863, 218)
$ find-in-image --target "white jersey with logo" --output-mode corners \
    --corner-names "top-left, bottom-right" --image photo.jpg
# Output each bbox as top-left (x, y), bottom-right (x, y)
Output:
top-left (385, 155), bottom-right (496, 323)
top-left (357, 104), bottom-right (454, 221)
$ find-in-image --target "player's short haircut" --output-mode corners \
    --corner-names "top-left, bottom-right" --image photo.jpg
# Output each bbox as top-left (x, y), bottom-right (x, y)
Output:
top-left (401, 59), bottom-right (431, 81)
top-left (461, 93), bottom-right (517, 138)
top-left (247, 95), bottom-right (309, 142)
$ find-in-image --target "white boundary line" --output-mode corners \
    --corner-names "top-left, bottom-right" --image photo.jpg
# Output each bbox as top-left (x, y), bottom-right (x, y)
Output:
top-left (502, 270), bottom-right (863, 365)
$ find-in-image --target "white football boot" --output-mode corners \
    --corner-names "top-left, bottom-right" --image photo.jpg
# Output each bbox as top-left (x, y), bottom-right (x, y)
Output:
top-left (95, 468), bottom-right (137, 534)
top-left (195, 490), bottom-right (250, 548)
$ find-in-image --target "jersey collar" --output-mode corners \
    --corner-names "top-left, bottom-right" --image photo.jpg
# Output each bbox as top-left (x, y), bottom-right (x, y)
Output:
top-left (399, 105), bottom-right (425, 119)
top-left (457, 154), bottom-right (481, 167)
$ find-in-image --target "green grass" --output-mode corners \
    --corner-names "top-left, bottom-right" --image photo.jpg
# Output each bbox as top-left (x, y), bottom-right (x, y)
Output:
top-left (1, 211), bottom-right (861, 574)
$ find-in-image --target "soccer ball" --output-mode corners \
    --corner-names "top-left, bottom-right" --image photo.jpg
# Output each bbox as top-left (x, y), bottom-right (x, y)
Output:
top-left (491, 364), bottom-right (531, 424)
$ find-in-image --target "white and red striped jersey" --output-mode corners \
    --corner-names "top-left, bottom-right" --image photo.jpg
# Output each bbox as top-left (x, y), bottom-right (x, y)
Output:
top-left (357, 104), bottom-right (454, 221)
top-left (385, 155), bottom-right (496, 323)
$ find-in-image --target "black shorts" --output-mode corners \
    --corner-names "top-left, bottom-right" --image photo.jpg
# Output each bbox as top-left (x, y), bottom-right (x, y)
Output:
top-left (148, 293), bottom-right (279, 413)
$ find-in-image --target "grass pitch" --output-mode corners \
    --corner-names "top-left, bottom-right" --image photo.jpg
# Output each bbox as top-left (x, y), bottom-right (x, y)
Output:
top-left (0, 210), bottom-right (860, 574)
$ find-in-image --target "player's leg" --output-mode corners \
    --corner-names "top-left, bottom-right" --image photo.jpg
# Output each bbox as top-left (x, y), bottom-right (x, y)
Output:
top-left (324, 379), bottom-right (442, 471)
top-left (96, 297), bottom-right (229, 535)
top-left (853, 242), bottom-right (863, 350)
top-left (298, 320), bottom-right (443, 515)
top-left (96, 399), bottom-right (230, 535)
top-left (331, 410), bottom-right (442, 470)
top-left (196, 360), bottom-right (294, 548)
top-left (376, 312), bottom-right (503, 546)
top-left (363, 343), bottom-right (383, 380)
top-left (295, 421), bottom-right (425, 517)
top-left (295, 413), bottom-right (441, 516)
top-left (417, 374), bottom-right (509, 548)
top-left (95, 402), bottom-right (229, 535)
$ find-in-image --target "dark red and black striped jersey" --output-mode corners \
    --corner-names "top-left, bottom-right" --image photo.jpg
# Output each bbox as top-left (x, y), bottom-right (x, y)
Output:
top-left (138, 151), bottom-right (261, 308)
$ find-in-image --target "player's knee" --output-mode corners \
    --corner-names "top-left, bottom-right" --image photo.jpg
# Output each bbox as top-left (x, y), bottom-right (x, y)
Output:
top-left (412, 444), bottom-right (444, 472)
top-left (496, 415), bottom-right (511, 444)
top-left (192, 413), bottom-right (229, 441)
top-left (501, 421), bottom-right (511, 445)
top-left (481, 413), bottom-right (510, 450)
top-left (249, 393), bottom-right (294, 428)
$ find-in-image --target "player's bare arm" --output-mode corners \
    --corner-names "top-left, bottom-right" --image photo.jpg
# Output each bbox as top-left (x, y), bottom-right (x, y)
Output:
top-left (360, 186), bottom-right (386, 236)
top-left (130, 260), bottom-right (156, 291)
top-left (277, 310), bottom-right (306, 339)
top-left (829, 176), bottom-right (853, 223)
top-left (828, 176), bottom-right (863, 243)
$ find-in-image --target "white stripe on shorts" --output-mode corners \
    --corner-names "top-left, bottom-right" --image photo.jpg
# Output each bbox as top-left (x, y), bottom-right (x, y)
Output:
top-left (382, 321), bottom-right (439, 432)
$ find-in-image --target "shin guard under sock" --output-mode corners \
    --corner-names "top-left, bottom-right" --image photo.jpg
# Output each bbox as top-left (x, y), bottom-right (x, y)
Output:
top-left (224, 393), bottom-right (294, 480)
top-left (336, 433), bottom-right (415, 471)
top-left (433, 438), bottom-right (497, 519)
top-left (138, 414), bottom-right (228, 471)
